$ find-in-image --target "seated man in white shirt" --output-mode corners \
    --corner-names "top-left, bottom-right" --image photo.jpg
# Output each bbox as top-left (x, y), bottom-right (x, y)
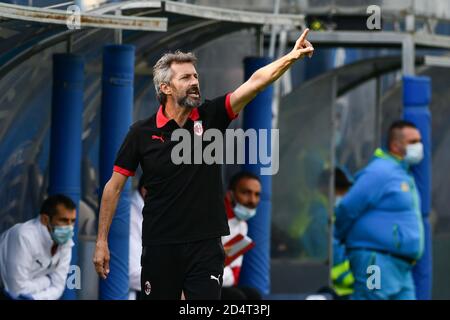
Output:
top-left (128, 177), bottom-right (146, 300)
top-left (0, 194), bottom-right (76, 300)
top-left (222, 171), bottom-right (262, 300)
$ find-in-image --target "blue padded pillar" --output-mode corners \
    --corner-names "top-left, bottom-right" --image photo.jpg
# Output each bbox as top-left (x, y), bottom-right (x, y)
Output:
top-left (49, 54), bottom-right (84, 299)
top-left (99, 44), bottom-right (135, 300)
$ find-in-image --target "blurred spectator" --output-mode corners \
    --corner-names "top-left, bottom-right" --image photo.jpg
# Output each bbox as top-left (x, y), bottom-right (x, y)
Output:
top-left (0, 194), bottom-right (76, 300)
top-left (221, 171), bottom-right (262, 300)
top-left (316, 166), bottom-right (355, 300)
top-left (300, 168), bottom-right (330, 261)
top-left (335, 120), bottom-right (425, 300)
top-left (331, 166), bottom-right (355, 299)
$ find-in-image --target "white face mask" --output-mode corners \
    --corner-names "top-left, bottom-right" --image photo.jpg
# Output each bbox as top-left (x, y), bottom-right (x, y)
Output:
top-left (233, 203), bottom-right (257, 221)
top-left (404, 142), bottom-right (424, 165)
top-left (50, 225), bottom-right (74, 245)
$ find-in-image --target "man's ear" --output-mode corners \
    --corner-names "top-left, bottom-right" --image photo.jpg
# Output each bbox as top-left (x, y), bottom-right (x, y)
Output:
top-left (391, 139), bottom-right (401, 153)
top-left (160, 83), bottom-right (171, 96)
top-left (40, 213), bottom-right (50, 226)
top-left (391, 139), bottom-right (407, 157)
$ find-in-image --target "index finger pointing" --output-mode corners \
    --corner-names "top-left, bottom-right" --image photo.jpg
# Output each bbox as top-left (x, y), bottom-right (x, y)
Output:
top-left (298, 28), bottom-right (310, 43)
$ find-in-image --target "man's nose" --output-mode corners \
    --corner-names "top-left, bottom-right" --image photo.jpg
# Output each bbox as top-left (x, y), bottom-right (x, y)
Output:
top-left (190, 77), bottom-right (199, 87)
top-left (249, 196), bottom-right (259, 208)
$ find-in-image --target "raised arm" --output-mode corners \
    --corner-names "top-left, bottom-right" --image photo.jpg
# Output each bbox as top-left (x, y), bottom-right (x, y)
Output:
top-left (230, 28), bottom-right (314, 114)
top-left (93, 171), bottom-right (128, 279)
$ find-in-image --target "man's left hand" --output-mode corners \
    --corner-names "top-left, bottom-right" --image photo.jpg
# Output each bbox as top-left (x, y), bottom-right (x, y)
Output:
top-left (290, 28), bottom-right (314, 60)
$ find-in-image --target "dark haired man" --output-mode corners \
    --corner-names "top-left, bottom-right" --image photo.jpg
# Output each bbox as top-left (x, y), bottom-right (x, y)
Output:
top-left (94, 29), bottom-right (314, 300)
top-left (222, 171), bottom-right (262, 300)
top-left (0, 194), bottom-right (76, 300)
top-left (335, 120), bottom-right (424, 300)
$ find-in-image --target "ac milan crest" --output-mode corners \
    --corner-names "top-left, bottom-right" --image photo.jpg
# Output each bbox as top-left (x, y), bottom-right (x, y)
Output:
top-left (144, 281), bottom-right (151, 295)
top-left (193, 121), bottom-right (203, 136)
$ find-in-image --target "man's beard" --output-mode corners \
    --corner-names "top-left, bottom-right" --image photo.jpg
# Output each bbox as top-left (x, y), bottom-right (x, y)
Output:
top-left (177, 86), bottom-right (201, 108)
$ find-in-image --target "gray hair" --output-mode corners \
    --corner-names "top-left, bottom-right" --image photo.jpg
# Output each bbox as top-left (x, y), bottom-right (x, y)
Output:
top-left (152, 50), bottom-right (197, 105)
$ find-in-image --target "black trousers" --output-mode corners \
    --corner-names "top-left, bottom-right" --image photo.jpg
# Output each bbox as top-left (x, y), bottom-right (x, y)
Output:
top-left (140, 237), bottom-right (225, 300)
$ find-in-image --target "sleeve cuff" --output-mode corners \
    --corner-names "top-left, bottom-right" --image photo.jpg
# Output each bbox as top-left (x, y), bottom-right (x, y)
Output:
top-left (113, 165), bottom-right (135, 177)
top-left (225, 92), bottom-right (238, 120)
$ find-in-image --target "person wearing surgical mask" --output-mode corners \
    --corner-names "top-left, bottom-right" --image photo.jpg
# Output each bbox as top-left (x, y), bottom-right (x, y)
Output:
top-left (221, 171), bottom-right (262, 300)
top-left (0, 194), bottom-right (76, 300)
top-left (335, 120), bottom-right (425, 300)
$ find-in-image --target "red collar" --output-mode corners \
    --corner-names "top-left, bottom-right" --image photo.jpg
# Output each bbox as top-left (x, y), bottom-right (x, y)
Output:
top-left (156, 105), bottom-right (200, 128)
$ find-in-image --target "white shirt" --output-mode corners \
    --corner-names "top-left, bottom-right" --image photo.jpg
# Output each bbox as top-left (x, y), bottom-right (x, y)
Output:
top-left (221, 216), bottom-right (248, 287)
top-left (0, 217), bottom-right (73, 300)
top-left (129, 190), bottom-right (143, 299)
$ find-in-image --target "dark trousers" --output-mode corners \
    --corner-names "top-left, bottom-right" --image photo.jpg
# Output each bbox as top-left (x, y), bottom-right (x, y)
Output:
top-left (140, 237), bottom-right (225, 300)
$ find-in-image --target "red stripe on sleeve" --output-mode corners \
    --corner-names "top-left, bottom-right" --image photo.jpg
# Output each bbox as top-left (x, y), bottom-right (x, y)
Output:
top-left (225, 92), bottom-right (238, 120)
top-left (113, 165), bottom-right (135, 177)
